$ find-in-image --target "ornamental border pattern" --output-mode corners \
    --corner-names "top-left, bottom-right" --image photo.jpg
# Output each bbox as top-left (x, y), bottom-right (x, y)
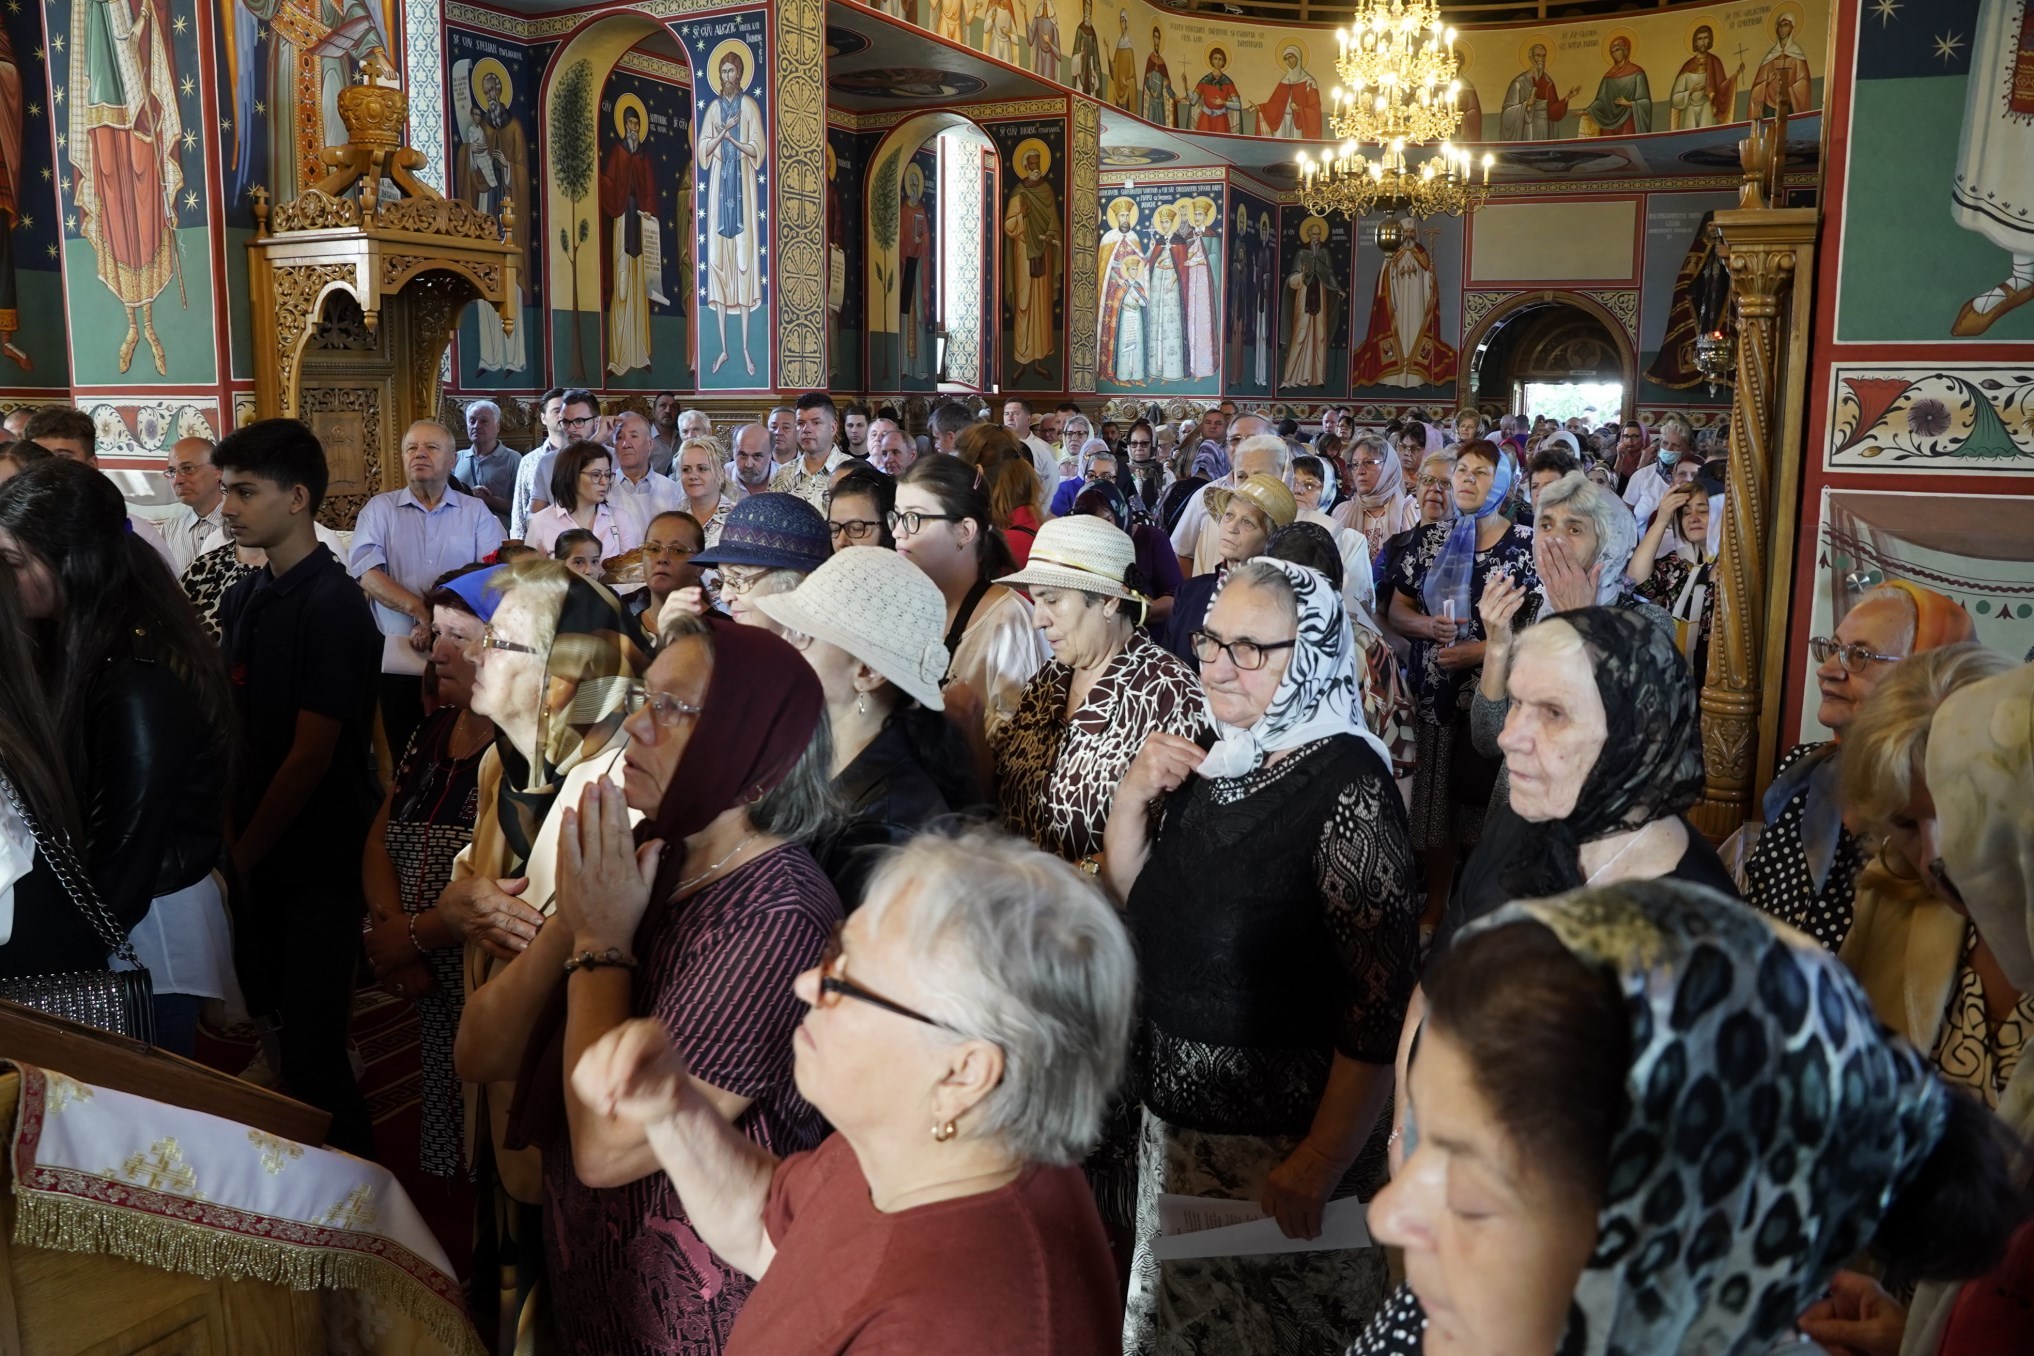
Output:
top-left (402, 0), bottom-right (446, 191)
top-left (775, 0), bottom-right (827, 389)
top-left (1067, 99), bottom-right (1099, 393)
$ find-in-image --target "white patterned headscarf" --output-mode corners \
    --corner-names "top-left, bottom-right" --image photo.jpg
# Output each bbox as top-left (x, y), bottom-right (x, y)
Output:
top-left (1197, 556), bottom-right (1391, 778)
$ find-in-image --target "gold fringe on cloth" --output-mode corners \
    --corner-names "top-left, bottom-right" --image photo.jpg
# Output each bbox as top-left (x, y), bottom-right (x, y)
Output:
top-left (12, 1189), bottom-right (485, 1356)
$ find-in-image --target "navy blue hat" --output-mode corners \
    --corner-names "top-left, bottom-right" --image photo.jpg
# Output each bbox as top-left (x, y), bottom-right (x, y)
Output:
top-left (691, 492), bottom-right (831, 574)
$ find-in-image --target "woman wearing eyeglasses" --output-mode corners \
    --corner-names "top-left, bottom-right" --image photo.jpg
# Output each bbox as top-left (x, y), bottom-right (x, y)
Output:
top-left (893, 456), bottom-right (1049, 742)
top-left (1743, 582), bottom-right (1974, 952)
top-left (570, 828), bottom-right (1131, 1356)
top-left (1331, 434), bottom-right (1415, 559)
top-left (826, 464), bottom-right (896, 553)
top-left (466, 612), bottom-right (842, 1356)
top-left (689, 492), bottom-right (833, 634)
top-left (524, 440), bottom-right (640, 560)
top-left (1103, 558), bottom-right (1420, 1354)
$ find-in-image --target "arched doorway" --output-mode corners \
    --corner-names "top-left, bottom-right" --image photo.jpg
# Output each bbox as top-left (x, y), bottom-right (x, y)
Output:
top-left (864, 113), bottom-right (997, 395)
top-left (1465, 294), bottom-right (1633, 425)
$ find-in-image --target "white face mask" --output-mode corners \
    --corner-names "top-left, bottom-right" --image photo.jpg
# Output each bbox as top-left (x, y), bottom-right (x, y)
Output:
top-left (1656, 447), bottom-right (1682, 467)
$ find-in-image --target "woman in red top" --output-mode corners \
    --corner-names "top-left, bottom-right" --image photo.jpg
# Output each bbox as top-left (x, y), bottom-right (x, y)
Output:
top-left (573, 829), bottom-right (1135, 1355)
top-left (985, 456), bottom-right (1048, 569)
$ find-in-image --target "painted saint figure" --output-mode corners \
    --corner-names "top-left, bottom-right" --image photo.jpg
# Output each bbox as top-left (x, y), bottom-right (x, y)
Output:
top-left (1258, 43), bottom-right (1323, 140)
top-left (1746, 14), bottom-right (1813, 117)
top-left (1281, 215), bottom-right (1343, 389)
top-left (1142, 28), bottom-right (1176, 127)
top-left (1096, 196), bottom-right (1139, 342)
top-left (1580, 36), bottom-right (1652, 136)
top-left (70, 0), bottom-right (185, 376)
top-left (1668, 25), bottom-right (1739, 130)
top-left (699, 47), bottom-right (764, 377)
top-left (1254, 211), bottom-right (1275, 388)
top-left (1500, 43), bottom-right (1579, 141)
top-left (1187, 47), bottom-right (1246, 134)
top-left (0, 29), bottom-right (28, 368)
top-left (1099, 221), bottom-right (1147, 386)
top-left (1003, 142), bottom-right (1060, 380)
top-left (900, 161), bottom-right (935, 379)
top-left (982, 0), bottom-right (1020, 66)
top-left (455, 60), bottom-right (531, 372)
top-left (1949, 0), bottom-right (2034, 336)
top-left (1110, 10), bottom-right (1137, 111)
top-left (600, 98), bottom-right (658, 376)
top-left (1177, 198), bottom-right (1217, 380)
top-left (1144, 204), bottom-right (1185, 382)
top-left (1028, 0), bottom-right (1061, 82)
top-left (1352, 229), bottom-right (1458, 389)
top-left (1069, 0), bottom-right (1104, 98)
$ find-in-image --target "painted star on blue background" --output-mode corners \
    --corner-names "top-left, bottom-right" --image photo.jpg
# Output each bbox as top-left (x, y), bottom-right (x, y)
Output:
top-left (171, 13), bottom-right (185, 32)
top-left (1869, 0), bottom-right (1900, 22)
top-left (180, 75), bottom-right (194, 95)
top-left (1933, 31), bottom-right (1965, 61)
top-left (25, 102), bottom-right (36, 117)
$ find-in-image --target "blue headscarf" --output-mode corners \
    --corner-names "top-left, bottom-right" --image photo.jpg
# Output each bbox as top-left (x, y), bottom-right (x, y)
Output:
top-left (1420, 446), bottom-right (1515, 620)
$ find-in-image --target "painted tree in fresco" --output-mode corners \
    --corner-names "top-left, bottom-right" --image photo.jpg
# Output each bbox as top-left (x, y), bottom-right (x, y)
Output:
top-left (869, 151), bottom-right (899, 384)
top-left (551, 58), bottom-right (597, 380)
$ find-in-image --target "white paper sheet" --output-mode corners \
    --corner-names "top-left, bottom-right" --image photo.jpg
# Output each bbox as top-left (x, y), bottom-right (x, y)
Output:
top-left (641, 212), bottom-right (670, 306)
top-left (1150, 1193), bottom-right (1371, 1260)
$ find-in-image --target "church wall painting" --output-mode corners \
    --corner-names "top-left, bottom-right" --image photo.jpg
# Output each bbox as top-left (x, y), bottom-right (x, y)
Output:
top-left (1349, 212), bottom-right (1461, 402)
top-left (986, 118), bottom-right (1065, 392)
top-left (447, 26), bottom-right (543, 391)
top-left (1222, 181), bottom-right (1276, 398)
top-left (596, 59), bottom-right (694, 391)
top-left (48, 0), bottom-right (220, 388)
top-left (1095, 177), bottom-right (1221, 398)
top-left (825, 125), bottom-right (871, 392)
top-left (1274, 205), bottom-right (1353, 401)
top-left (1834, 0), bottom-right (2032, 343)
top-left (1823, 364), bottom-right (2034, 472)
top-left (0, 0), bottom-right (69, 388)
top-left (890, 145), bottom-right (940, 394)
top-left (677, 10), bottom-right (770, 390)
top-left (1636, 188), bottom-right (1737, 407)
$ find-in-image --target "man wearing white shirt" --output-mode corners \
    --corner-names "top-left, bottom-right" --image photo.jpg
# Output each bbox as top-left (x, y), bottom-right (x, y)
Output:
top-left (160, 436), bottom-right (226, 576)
top-left (723, 422), bottom-right (775, 502)
top-left (1169, 413), bottom-right (1275, 578)
top-left (608, 411), bottom-right (684, 540)
top-left (1624, 415), bottom-right (1692, 533)
top-left (22, 405), bottom-right (177, 570)
top-left (509, 387), bottom-right (570, 539)
top-left (1002, 396), bottom-right (1058, 492)
top-left (348, 419), bottom-right (506, 750)
top-left (765, 404), bottom-right (798, 469)
top-left (769, 392), bottom-right (850, 508)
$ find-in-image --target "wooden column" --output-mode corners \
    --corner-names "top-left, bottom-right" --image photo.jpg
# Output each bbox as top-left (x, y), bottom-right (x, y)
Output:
top-left (1690, 205), bottom-right (1817, 839)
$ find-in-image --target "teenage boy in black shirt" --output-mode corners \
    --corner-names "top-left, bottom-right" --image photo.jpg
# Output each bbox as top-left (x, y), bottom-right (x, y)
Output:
top-left (214, 419), bottom-right (382, 1156)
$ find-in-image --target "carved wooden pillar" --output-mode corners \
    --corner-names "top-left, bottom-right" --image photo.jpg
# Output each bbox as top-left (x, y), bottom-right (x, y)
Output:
top-left (1690, 205), bottom-right (1817, 839)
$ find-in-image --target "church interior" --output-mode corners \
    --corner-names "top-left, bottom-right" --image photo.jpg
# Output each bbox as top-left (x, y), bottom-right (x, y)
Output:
top-left (0, 0), bottom-right (2032, 1350)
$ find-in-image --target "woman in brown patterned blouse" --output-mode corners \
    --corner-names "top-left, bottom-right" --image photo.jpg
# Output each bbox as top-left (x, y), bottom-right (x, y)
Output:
top-left (989, 516), bottom-right (1206, 873)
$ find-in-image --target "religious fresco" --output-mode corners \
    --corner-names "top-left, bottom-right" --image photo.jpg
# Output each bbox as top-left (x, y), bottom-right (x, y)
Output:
top-left (1349, 214), bottom-right (1461, 401)
top-left (447, 27), bottom-right (542, 390)
top-left (986, 119), bottom-right (1066, 391)
top-left (678, 11), bottom-right (770, 390)
top-left (1275, 205), bottom-right (1353, 400)
top-left (597, 61), bottom-right (694, 390)
top-left (221, 0), bottom-right (395, 206)
top-left (1094, 179), bottom-right (1222, 397)
top-left (47, 0), bottom-right (219, 387)
top-left (1638, 189), bottom-right (1737, 405)
top-left (1224, 182), bottom-right (1277, 398)
top-left (1824, 366), bottom-right (2034, 471)
top-left (1836, 0), bottom-right (2033, 342)
top-left (881, 0), bottom-right (1823, 145)
top-left (826, 127), bottom-right (872, 391)
top-left (0, 0), bottom-right (68, 386)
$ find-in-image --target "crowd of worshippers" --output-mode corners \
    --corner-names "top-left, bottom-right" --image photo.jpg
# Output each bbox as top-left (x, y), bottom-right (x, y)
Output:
top-left (1, 386), bottom-right (2030, 1356)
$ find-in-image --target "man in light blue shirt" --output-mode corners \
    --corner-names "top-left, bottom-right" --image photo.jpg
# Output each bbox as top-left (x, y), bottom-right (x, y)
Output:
top-left (609, 410), bottom-right (684, 541)
top-left (454, 399), bottom-right (520, 527)
top-left (349, 418), bottom-right (505, 749)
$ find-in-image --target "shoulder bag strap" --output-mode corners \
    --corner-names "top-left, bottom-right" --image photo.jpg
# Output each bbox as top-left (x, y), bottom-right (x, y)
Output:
top-left (943, 575), bottom-right (994, 665)
top-left (0, 774), bottom-right (145, 968)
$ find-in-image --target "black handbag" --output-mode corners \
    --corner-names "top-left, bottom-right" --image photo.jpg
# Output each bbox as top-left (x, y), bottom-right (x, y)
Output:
top-left (0, 777), bottom-right (156, 1044)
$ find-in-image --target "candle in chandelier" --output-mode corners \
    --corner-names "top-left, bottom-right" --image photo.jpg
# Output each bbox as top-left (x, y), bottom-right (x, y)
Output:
top-left (1482, 152), bottom-right (1493, 184)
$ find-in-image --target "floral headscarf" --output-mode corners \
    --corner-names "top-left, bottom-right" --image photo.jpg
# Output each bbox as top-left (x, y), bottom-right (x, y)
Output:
top-left (1198, 556), bottom-right (1390, 777)
top-left (1356, 879), bottom-right (1950, 1356)
top-left (1500, 606), bottom-right (1706, 901)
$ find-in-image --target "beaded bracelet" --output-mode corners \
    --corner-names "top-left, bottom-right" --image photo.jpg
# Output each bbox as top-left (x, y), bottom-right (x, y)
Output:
top-left (564, 947), bottom-right (638, 974)
top-left (407, 911), bottom-right (428, 957)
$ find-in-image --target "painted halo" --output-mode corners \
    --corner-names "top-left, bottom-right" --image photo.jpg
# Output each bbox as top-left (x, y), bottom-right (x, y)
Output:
top-left (470, 57), bottom-right (512, 110)
top-left (612, 92), bottom-right (648, 138)
top-left (707, 37), bottom-right (757, 91)
top-left (1601, 27), bottom-right (1641, 64)
top-left (1107, 195), bottom-right (1138, 228)
top-left (1298, 214), bottom-right (1329, 243)
top-left (903, 160), bottom-right (926, 198)
top-left (1011, 136), bottom-right (1052, 177)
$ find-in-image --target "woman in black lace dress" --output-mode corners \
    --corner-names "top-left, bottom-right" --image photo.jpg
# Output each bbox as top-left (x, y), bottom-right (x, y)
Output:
top-left (1102, 558), bottom-right (1421, 1355)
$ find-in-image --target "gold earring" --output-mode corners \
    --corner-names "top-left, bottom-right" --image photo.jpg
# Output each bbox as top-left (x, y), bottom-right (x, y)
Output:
top-left (932, 1119), bottom-right (958, 1142)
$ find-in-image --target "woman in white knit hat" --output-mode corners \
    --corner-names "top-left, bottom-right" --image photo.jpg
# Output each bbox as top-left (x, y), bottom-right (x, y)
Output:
top-left (989, 515), bottom-right (1206, 876)
top-left (756, 547), bottom-right (982, 908)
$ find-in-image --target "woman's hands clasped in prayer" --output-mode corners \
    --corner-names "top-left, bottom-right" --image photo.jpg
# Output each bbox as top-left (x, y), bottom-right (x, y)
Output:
top-left (556, 779), bottom-right (665, 956)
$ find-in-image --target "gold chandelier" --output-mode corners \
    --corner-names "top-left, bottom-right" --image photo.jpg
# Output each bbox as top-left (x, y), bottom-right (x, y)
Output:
top-left (1296, 139), bottom-right (1493, 235)
top-left (1328, 0), bottom-right (1463, 146)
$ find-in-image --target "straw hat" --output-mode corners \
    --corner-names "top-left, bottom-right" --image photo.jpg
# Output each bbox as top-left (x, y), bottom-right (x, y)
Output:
top-left (1205, 472), bottom-right (1298, 530)
top-left (995, 515), bottom-right (1142, 604)
top-left (752, 545), bottom-right (950, 710)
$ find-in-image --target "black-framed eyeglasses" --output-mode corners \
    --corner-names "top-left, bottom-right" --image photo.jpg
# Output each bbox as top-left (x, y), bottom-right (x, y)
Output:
top-left (476, 625), bottom-right (539, 656)
top-left (1190, 629), bottom-right (1298, 672)
top-left (1809, 635), bottom-right (1902, 675)
top-left (815, 925), bottom-right (959, 1032)
top-left (886, 509), bottom-right (962, 536)
top-left (829, 518), bottom-right (883, 542)
top-left (623, 680), bottom-right (703, 728)
top-left (561, 414), bottom-right (598, 431)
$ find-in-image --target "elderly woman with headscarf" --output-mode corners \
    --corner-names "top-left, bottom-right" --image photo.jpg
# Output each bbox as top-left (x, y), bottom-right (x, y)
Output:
top-left (459, 613), bottom-right (843, 1355)
top-left (1069, 478), bottom-right (1183, 628)
top-left (1162, 471), bottom-right (1296, 665)
top-left (1358, 877), bottom-right (2024, 1356)
top-left (1628, 471), bottom-right (1723, 677)
top-left (1049, 435), bottom-right (1116, 516)
top-left (567, 829), bottom-right (1134, 1353)
top-left (1386, 439), bottom-right (1538, 910)
top-left (1104, 557), bottom-right (1421, 1353)
top-left (990, 516), bottom-right (1204, 876)
top-left (1333, 434), bottom-right (1416, 559)
top-left (1744, 581), bottom-right (1976, 951)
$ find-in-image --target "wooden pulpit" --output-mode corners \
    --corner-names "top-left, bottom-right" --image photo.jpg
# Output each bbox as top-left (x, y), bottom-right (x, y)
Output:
top-left (247, 51), bottom-right (518, 531)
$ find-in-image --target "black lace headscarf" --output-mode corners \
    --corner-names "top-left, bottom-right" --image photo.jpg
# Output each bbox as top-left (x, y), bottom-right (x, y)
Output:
top-left (1501, 605), bottom-right (1706, 900)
